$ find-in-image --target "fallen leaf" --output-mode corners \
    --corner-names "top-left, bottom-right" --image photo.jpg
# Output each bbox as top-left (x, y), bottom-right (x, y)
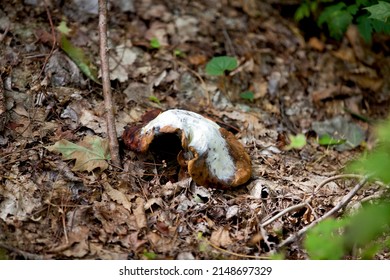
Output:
top-left (109, 43), bottom-right (137, 82)
top-left (0, 175), bottom-right (41, 221)
top-left (46, 135), bottom-right (110, 172)
top-left (308, 37), bottom-right (325, 52)
top-left (210, 227), bottom-right (233, 248)
top-left (59, 30), bottom-right (99, 83)
top-left (134, 197), bottom-right (147, 229)
top-left (103, 182), bottom-right (132, 212)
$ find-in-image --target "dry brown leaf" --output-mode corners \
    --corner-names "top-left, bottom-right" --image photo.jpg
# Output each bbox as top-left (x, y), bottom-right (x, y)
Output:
top-left (144, 197), bottom-right (164, 210)
top-left (103, 182), bottom-right (132, 212)
top-left (210, 227), bottom-right (233, 248)
top-left (308, 37), bottom-right (325, 52)
top-left (134, 197), bottom-right (147, 229)
top-left (147, 231), bottom-right (174, 253)
top-left (0, 174), bottom-right (41, 221)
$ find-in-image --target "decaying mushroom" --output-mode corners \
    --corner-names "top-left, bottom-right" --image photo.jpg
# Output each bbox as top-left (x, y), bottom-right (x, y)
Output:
top-left (122, 109), bottom-right (251, 189)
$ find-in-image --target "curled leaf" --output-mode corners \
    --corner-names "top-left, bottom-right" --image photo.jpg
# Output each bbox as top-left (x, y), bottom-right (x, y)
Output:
top-left (122, 109), bottom-right (251, 189)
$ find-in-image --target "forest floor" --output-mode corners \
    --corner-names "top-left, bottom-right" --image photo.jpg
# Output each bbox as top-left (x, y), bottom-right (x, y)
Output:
top-left (0, 0), bottom-right (390, 259)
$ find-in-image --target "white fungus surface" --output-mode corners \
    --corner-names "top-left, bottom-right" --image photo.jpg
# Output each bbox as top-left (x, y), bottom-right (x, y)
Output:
top-left (141, 109), bottom-right (236, 182)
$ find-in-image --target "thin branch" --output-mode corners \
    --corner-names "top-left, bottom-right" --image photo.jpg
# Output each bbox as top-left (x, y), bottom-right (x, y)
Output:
top-left (176, 60), bottom-right (211, 106)
top-left (261, 202), bottom-right (308, 228)
top-left (0, 242), bottom-right (51, 260)
top-left (278, 176), bottom-right (368, 248)
top-left (38, 0), bottom-right (57, 80)
top-left (98, 0), bottom-right (122, 168)
top-left (314, 174), bottom-right (364, 193)
top-left (205, 239), bottom-right (270, 260)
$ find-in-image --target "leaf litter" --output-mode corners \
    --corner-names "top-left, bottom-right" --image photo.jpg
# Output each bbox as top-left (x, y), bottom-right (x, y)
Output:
top-left (0, 0), bottom-right (390, 260)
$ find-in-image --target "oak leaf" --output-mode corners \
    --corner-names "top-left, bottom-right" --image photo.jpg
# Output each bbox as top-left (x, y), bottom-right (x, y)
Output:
top-left (46, 135), bottom-right (110, 172)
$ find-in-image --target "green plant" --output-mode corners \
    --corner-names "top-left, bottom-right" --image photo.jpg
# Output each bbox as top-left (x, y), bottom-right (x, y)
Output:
top-left (205, 56), bottom-right (238, 76)
top-left (57, 20), bottom-right (99, 83)
top-left (148, 95), bottom-right (161, 105)
top-left (149, 37), bottom-right (161, 49)
top-left (295, 0), bottom-right (390, 42)
top-left (348, 117), bottom-right (390, 183)
top-left (285, 133), bottom-right (307, 150)
top-left (317, 134), bottom-right (346, 146)
top-left (305, 200), bottom-right (390, 259)
top-left (305, 117), bottom-right (390, 259)
top-left (205, 56), bottom-right (238, 99)
top-left (239, 91), bottom-right (254, 102)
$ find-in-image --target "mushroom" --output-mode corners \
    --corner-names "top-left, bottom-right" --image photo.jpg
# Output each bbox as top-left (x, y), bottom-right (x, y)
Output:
top-left (122, 109), bottom-right (251, 189)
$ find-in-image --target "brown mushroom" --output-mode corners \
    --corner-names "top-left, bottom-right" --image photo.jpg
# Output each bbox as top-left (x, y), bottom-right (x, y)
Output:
top-left (122, 109), bottom-right (251, 189)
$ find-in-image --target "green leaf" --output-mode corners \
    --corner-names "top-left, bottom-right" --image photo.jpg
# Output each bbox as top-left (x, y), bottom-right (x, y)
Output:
top-left (46, 135), bottom-right (110, 172)
top-left (347, 117), bottom-right (390, 183)
top-left (312, 116), bottom-right (365, 151)
top-left (143, 250), bottom-right (157, 260)
top-left (357, 15), bottom-right (373, 43)
top-left (347, 4), bottom-right (359, 16)
top-left (348, 148), bottom-right (390, 183)
top-left (57, 20), bottom-right (71, 35)
top-left (150, 37), bottom-right (161, 49)
top-left (318, 134), bottom-right (346, 146)
top-left (60, 35), bottom-right (99, 83)
top-left (365, 1), bottom-right (390, 22)
top-left (371, 18), bottom-right (390, 33)
top-left (304, 218), bottom-right (346, 260)
top-left (345, 201), bottom-right (390, 249)
top-left (318, 2), bottom-right (347, 26)
top-left (174, 49), bottom-right (185, 57)
top-left (240, 91), bottom-right (254, 102)
top-left (295, 3), bottom-right (310, 21)
top-left (205, 56), bottom-right (238, 76)
top-left (328, 10), bottom-right (353, 40)
top-left (317, 3), bottom-right (353, 40)
top-left (285, 133), bottom-right (307, 150)
top-left (148, 95), bottom-right (161, 104)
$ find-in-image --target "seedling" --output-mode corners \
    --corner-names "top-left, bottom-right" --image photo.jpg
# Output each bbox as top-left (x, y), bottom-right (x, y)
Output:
top-left (148, 95), bottom-right (161, 105)
top-left (173, 49), bottom-right (185, 57)
top-left (205, 56), bottom-right (238, 76)
top-left (149, 37), bottom-right (161, 49)
top-left (205, 56), bottom-right (238, 99)
top-left (240, 91), bottom-right (254, 102)
top-left (285, 134), bottom-right (307, 150)
top-left (317, 134), bottom-right (346, 146)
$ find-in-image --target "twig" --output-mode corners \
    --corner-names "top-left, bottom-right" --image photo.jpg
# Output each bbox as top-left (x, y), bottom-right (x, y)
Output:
top-left (0, 24), bottom-right (9, 43)
top-left (261, 174), bottom-right (366, 228)
top-left (0, 77), bottom-right (7, 132)
top-left (98, 0), bottom-right (122, 168)
top-left (38, 0), bottom-right (57, 80)
top-left (176, 60), bottom-right (211, 106)
top-left (314, 174), bottom-right (364, 193)
top-left (205, 239), bottom-right (270, 259)
top-left (261, 201), bottom-right (309, 228)
top-left (0, 242), bottom-right (51, 260)
top-left (278, 176), bottom-right (368, 248)
top-left (259, 224), bottom-right (275, 253)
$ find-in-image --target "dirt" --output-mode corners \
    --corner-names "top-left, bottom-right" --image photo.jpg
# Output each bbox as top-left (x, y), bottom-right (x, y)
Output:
top-left (0, 0), bottom-right (389, 260)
